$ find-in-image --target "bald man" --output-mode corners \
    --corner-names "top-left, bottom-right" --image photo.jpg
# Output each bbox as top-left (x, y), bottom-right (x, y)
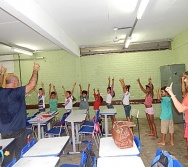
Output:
top-left (0, 61), bottom-right (40, 165)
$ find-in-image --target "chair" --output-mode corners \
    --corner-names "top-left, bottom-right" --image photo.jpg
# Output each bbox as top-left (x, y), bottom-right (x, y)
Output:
top-left (131, 108), bottom-right (140, 139)
top-left (60, 141), bottom-right (96, 167)
top-left (26, 117), bottom-right (37, 139)
top-left (4, 158), bottom-right (16, 167)
top-left (79, 110), bottom-right (101, 149)
top-left (20, 139), bottom-right (36, 158)
top-left (134, 136), bottom-right (141, 153)
top-left (45, 112), bottom-right (70, 137)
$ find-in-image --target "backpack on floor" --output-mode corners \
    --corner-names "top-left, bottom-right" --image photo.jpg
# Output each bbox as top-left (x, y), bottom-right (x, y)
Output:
top-left (151, 150), bottom-right (173, 167)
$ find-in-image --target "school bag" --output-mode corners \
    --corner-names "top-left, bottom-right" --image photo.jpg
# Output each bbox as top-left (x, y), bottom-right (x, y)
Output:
top-left (151, 150), bottom-right (173, 167)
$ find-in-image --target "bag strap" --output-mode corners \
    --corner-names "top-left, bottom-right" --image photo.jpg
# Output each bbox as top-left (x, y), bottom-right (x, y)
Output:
top-left (0, 150), bottom-right (4, 166)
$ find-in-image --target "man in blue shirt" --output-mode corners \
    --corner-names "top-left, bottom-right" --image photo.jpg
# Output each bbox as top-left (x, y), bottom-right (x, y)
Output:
top-left (0, 60), bottom-right (40, 165)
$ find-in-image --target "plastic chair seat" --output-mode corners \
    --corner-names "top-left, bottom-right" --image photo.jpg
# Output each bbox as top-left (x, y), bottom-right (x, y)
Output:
top-left (60, 164), bottom-right (79, 167)
top-left (79, 126), bottom-right (94, 134)
top-left (82, 121), bottom-right (94, 127)
top-left (46, 127), bottom-right (66, 135)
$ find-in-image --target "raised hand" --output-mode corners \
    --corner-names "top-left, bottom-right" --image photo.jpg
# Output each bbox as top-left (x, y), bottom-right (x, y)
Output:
top-left (108, 76), bottom-right (110, 80)
top-left (148, 76), bottom-right (152, 83)
top-left (165, 82), bottom-right (173, 96)
top-left (53, 85), bottom-right (55, 89)
top-left (33, 59), bottom-right (40, 71)
top-left (1, 65), bottom-right (7, 74)
top-left (49, 83), bottom-right (52, 87)
top-left (137, 78), bottom-right (140, 82)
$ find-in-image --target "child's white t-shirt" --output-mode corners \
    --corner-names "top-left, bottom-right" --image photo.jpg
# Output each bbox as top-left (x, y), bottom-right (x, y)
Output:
top-left (122, 92), bottom-right (130, 105)
top-left (38, 94), bottom-right (45, 109)
top-left (106, 93), bottom-right (112, 104)
top-left (65, 96), bottom-right (73, 110)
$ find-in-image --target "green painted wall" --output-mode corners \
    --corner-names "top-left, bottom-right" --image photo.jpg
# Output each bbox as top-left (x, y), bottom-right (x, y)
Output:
top-left (14, 49), bottom-right (175, 119)
top-left (172, 28), bottom-right (188, 69)
top-left (14, 27), bottom-right (188, 119)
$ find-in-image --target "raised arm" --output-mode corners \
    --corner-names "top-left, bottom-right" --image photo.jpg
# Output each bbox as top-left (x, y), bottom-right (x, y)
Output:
top-left (41, 82), bottom-right (45, 95)
top-left (148, 77), bottom-right (154, 97)
top-left (0, 65), bottom-right (6, 87)
top-left (93, 88), bottom-right (96, 96)
top-left (48, 83), bottom-right (52, 99)
top-left (112, 77), bottom-right (114, 87)
top-left (119, 78), bottom-right (126, 90)
top-left (71, 82), bottom-right (76, 95)
top-left (53, 85), bottom-right (58, 100)
top-left (156, 88), bottom-right (161, 100)
top-left (182, 76), bottom-right (187, 97)
top-left (25, 60), bottom-right (40, 94)
top-left (166, 83), bottom-right (188, 113)
top-left (137, 78), bottom-right (147, 94)
top-left (62, 86), bottom-right (66, 96)
top-left (108, 76), bottom-right (110, 87)
top-left (87, 84), bottom-right (90, 97)
top-left (79, 84), bottom-right (82, 96)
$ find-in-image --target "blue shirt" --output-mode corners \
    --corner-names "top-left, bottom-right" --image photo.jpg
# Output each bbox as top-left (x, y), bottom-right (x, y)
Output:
top-left (160, 96), bottom-right (173, 120)
top-left (79, 96), bottom-right (89, 110)
top-left (0, 86), bottom-right (26, 133)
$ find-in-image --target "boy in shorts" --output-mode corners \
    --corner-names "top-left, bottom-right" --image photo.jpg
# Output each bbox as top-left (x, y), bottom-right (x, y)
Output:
top-left (157, 86), bottom-right (174, 146)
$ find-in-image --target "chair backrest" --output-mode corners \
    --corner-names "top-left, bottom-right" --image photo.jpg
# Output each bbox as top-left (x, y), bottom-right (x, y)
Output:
top-left (131, 109), bottom-right (139, 118)
top-left (4, 158), bottom-right (16, 167)
top-left (134, 136), bottom-right (141, 152)
top-left (61, 112), bottom-right (71, 125)
top-left (20, 139), bottom-right (36, 158)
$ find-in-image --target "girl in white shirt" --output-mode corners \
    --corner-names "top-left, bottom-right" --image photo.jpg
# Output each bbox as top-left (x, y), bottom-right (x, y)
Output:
top-left (62, 83), bottom-right (76, 113)
top-left (119, 78), bottom-right (131, 121)
top-left (106, 77), bottom-right (116, 126)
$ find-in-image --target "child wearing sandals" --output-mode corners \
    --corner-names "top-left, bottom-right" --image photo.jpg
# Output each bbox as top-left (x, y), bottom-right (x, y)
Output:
top-left (157, 86), bottom-right (174, 146)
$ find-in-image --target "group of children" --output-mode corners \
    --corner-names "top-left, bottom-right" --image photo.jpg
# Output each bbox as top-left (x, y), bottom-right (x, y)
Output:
top-left (35, 76), bottom-right (175, 146)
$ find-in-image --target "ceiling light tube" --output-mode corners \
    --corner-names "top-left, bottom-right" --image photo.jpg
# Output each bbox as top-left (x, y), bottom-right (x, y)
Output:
top-left (125, 37), bottom-right (131, 48)
top-left (137, 0), bottom-right (150, 19)
top-left (12, 47), bottom-right (33, 56)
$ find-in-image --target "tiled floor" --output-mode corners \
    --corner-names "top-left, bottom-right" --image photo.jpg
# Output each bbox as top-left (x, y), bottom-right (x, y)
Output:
top-left (57, 118), bottom-right (188, 167)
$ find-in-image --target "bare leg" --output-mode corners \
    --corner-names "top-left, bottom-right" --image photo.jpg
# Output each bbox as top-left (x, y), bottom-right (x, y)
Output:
top-left (148, 114), bottom-right (158, 139)
top-left (127, 117), bottom-right (131, 122)
top-left (158, 133), bottom-right (166, 145)
top-left (167, 133), bottom-right (174, 146)
top-left (111, 115), bottom-right (116, 126)
top-left (145, 113), bottom-right (153, 136)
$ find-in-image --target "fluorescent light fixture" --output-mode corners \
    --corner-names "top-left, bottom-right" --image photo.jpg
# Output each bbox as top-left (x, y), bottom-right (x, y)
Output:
top-left (137, 0), bottom-right (150, 19)
top-left (12, 47), bottom-right (33, 56)
top-left (125, 37), bottom-right (131, 48)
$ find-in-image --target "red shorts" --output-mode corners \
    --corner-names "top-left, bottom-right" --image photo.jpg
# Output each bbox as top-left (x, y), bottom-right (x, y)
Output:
top-left (184, 123), bottom-right (188, 141)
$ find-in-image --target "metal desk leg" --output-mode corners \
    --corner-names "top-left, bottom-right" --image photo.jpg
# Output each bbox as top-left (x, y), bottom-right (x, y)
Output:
top-left (68, 122), bottom-right (80, 154)
top-left (104, 115), bottom-right (108, 137)
top-left (37, 123), bottom-right (41, 140)
top-left (41, 126), bottom-right (44, 138)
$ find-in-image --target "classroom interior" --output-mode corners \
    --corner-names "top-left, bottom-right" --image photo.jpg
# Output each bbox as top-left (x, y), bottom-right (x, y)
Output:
top-left (1, 0), bottom-right (188, 166)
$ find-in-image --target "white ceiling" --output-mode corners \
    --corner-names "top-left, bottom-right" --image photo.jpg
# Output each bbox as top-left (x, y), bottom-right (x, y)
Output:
top-left (0, 0), bottom-right (188, 56)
